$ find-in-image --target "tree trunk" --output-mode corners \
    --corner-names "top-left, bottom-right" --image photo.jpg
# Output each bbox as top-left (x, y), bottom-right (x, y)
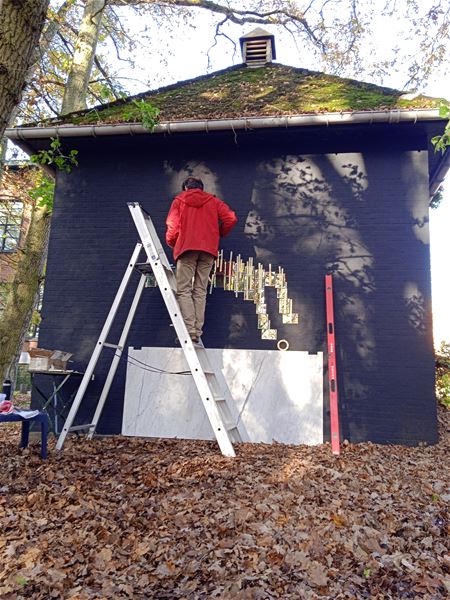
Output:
top-left (0, 1), bottom-right (73, 387)
top-left (0, 0), bottom-right (49, 139)
top-left (61, 0), bottom-right (106, 115)
top-left (0, 1), bottom-right (74, 182)
top-left (0, 201), bottom-right (50, 382)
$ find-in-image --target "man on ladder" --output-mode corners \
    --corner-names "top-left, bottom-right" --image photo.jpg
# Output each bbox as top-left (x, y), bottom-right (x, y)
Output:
top-left (166, 177), bottom-right (238, 343)
top-left (56, 184), bottom-right (241, 457)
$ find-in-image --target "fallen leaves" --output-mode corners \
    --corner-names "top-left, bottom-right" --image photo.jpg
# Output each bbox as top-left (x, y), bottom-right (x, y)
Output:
top-left (0, 404), bottom-right (449, 599)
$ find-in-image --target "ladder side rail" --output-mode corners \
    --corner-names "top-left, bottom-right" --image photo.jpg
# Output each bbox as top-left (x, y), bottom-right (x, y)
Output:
top-left (184, 344), bottom-right (237, 457)
top-left (325, 274), bottom-right (341, 456)
top-left (196, 349), bottom-right (242, 439)
top-left (128, 203), bottom-right (172, 271)
top-left (129, 205), bottom-right (194, 348)
top-left (87, 273), bottom-right (147, 439)
top-left (128, 203), bottom-right (237, 457)
top-left (144, 213), bottom-right (172, 270)
top-left (150, 256), bottom-right (192, 343)
top-left (143, 248), bottom-right (236, 457)
top-left (56, 243), bottom-right (143, 450)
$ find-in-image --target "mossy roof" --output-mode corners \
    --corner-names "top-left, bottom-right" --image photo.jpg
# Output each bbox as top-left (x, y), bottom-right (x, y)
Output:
top-left (47, 63), bottom-right (443, 126)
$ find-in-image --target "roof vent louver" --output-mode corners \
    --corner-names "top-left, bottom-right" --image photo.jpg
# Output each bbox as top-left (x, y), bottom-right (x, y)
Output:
top-left (239, 28), bottom-right (276, 68)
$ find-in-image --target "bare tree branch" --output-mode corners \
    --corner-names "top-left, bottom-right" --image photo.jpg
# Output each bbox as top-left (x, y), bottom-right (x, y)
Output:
top-left (93, 56), bottom-right (123, 99)
top-left (29, 83), bottom-right (59, 116)
top-left (206, 16), bottom-right (238, 70)
top-left (108, 0), bottom-right (328, 52)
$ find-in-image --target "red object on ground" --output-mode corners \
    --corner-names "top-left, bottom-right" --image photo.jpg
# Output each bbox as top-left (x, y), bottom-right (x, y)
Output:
top-left (325, 274), bottom-right (341, 455)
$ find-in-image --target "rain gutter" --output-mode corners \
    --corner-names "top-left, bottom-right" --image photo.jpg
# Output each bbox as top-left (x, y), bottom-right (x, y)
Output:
top-left (6, 109), bottom-right (448, 193)
top-left (5, 109), bottom-right (444, 144)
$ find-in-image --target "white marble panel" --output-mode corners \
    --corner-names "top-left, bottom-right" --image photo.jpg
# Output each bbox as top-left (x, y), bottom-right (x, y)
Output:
top-left (122, 347), bottom-right (323, 445)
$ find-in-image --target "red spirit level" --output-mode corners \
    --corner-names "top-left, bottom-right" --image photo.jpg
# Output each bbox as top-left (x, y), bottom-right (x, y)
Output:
top-left (325, 274), bottom-right (340, 455)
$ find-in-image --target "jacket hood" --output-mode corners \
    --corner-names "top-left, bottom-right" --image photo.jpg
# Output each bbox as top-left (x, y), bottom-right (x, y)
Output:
top-left (179, 189), bottom-right (214, 208)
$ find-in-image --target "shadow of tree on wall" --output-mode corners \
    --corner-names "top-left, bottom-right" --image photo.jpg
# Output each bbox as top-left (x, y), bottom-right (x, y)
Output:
top-left (37, 132), bottom-right (436, 444)
top-left (139, 144), bottom-right (434, 444)
top-left (235, 150), bottom-right (433, 443)
top-left (243, 155), bottom-right (375, 340)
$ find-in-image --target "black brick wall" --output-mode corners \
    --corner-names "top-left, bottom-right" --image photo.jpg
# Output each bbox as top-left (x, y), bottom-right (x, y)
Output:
top-left (35, 123), bottom-right (438, 445)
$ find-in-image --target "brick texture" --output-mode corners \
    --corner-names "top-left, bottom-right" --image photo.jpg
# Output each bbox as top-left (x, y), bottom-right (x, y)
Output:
top-left (35, 124), bottom-right (438, 445)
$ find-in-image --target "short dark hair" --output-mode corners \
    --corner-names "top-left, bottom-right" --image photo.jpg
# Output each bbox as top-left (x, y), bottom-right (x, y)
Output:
top-left (182, 176), bottom-right (204, 191)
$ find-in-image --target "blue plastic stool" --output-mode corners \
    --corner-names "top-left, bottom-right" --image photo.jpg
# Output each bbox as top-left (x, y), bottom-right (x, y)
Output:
top-left (0, 412), bottom-right (49, 459)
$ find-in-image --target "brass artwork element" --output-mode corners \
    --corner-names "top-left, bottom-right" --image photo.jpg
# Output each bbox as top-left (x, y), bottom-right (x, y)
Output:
top-left (209, 250), bottom-right (299, 341)
top-left (145, 250), bottom-right (300, 343)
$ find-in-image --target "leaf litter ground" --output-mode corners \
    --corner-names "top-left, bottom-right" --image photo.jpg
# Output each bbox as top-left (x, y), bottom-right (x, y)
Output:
top-left (1, 400), bottom-right (449, 599)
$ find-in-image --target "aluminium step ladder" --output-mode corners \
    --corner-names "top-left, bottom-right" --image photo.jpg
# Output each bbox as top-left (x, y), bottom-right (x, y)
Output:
top-left (56, 202), bottom-right (241, 457)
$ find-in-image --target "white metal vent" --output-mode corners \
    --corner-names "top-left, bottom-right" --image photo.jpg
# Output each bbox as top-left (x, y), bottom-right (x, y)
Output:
top-left (240, 28), bottom-right (276, 68)
top-left (243, 39), bottom-right (272, 66)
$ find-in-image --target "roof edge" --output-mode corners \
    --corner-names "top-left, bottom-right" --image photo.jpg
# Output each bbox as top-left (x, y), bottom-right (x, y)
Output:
top-left (6, 109), bottom-right (445, 142)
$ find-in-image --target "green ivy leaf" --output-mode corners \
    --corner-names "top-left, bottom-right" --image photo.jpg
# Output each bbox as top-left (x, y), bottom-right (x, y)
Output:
top-left (31, 137), bottom-right (78, 172)
top-left (438, 103), bottom-right (450, 118)
top-left (129, 100), bottom-right (160, 132)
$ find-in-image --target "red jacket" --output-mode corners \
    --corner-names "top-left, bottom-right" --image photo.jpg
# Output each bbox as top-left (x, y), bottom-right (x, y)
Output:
top-left (166, 189), bottom-right (237, 261)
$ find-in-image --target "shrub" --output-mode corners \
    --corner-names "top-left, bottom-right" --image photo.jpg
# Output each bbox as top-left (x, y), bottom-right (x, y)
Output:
top-left (436, 341), bottom-right (450, 408)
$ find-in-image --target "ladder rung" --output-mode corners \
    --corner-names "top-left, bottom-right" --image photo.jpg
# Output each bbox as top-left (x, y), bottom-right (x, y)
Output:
top-left (103, 342), bottom-right (122, 349)
top-left (224, 423), bottom-right (238, 432)
top-left (213, 396), bottom-right (226, 403)
top-left (134, 262), bottom-right (152, 274)
top-left (69, 423), bottom-right (95, 432)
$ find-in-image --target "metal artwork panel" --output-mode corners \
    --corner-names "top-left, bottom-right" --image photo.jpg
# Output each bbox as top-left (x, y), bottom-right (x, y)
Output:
top-left (209, 250), bottom-right (300, 344)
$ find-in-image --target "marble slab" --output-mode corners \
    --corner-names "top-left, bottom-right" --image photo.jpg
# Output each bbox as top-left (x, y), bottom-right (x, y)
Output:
top-left (122, 347), bottom-right (323, 445)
